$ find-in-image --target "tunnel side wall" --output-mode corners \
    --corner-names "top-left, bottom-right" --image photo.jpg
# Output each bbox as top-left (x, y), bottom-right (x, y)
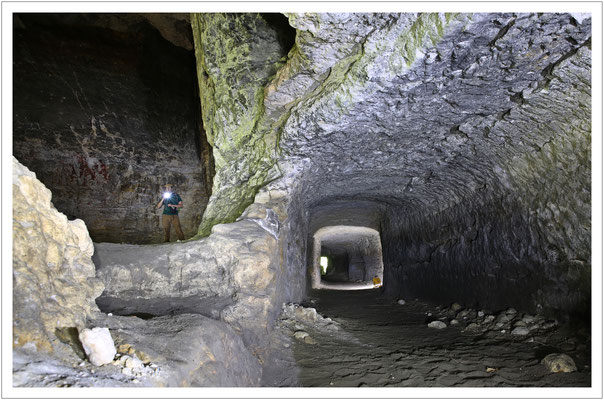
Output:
top-left (13, 14), bottom-right (213, 244)
top-left (382, 47), bottom-right (591, 319)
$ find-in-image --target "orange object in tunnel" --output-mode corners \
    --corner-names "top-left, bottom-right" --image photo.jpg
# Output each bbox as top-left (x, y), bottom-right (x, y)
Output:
top-left (372, 276), bottom-right (381, 286)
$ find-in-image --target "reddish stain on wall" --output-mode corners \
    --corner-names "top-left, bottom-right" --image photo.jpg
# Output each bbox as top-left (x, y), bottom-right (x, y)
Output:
top-left (71, 154), bottom-right (110, 184)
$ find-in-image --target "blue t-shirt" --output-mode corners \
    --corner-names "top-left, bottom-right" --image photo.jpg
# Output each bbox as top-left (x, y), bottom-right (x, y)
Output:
top-left (162, 193), bottom-right (182, 215)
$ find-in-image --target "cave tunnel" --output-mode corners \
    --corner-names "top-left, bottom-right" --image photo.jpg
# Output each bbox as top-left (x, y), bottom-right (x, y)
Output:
top-left (11, 10), bottom-right (595, 389)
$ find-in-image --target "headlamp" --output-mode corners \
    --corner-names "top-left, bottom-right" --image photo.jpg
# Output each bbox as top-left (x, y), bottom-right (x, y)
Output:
top-left (163, 192), bottom-right (172, 199)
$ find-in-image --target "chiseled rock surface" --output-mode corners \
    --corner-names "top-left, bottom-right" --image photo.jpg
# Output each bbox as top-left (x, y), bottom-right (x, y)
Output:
top-left (12, 157), bottom-right (104, 352)
top-left (94, 313), bottom-right (262, 386)
top-left (191, 12), bottom-right (590, 316)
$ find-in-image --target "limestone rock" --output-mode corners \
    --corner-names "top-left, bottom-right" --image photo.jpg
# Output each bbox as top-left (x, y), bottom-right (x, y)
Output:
top-left (294, 331), bottom-right (309, 341)
top-left (13, 16), bottom-right (211, 244)
top-left (428, 321), bottom-right (447, 329)
top-left (464, 323), bottom-right (480, 331)
top-left (397, 299), bottom-right (406, 305)
top-left (541, 353), bottom-right (577, 373)
top-left (12, 157), bottom-right (104, 352)
top-left (451, 303), bottom-right (463, 312)
top-left (95, 214), bottom-right (283, 360)
top-left (96, 313), bottom-right (262, 386)
top-left (78, 328), bottom-right (116, 366)
top-left (510, 326), bottom-right (530, 336)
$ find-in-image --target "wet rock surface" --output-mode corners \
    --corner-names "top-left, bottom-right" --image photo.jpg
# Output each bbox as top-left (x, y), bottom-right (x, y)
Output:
top-left (263, 290), bottom-right (590, 387)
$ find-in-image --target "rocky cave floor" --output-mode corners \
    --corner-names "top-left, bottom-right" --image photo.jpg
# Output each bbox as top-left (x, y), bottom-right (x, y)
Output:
top-left (13, 288), bottom-right (591, 388)
top-left (263, 288), bottom-right (591, 387)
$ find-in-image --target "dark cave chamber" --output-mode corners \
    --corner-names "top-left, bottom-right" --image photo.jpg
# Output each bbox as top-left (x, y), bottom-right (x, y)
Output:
top-left (12, 13), bottom-right (215, 244)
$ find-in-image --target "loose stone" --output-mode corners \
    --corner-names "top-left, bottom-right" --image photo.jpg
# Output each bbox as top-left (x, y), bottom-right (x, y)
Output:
top-left (427, 321), bottom-right (447, 329)
top-left (511, 327), bottom-right (530, 336)
top-left (78, 327), bottom-right (116, 366)
top-left (541, 354), bottom-right (577, 373)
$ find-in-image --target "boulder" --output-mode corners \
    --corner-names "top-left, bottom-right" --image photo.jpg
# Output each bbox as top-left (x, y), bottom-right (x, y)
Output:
top-left (12, 157), bottom-right (104, 352)
top-left (541, 353), bottom-right (577, 373)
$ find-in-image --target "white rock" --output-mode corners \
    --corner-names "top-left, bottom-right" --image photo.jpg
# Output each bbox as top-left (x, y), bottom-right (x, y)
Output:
top-left (78, 327), bottom-right (116, 366)
top-left (505, 308), bottom-right (517, 315)
top-left (477, 311), bottom-right (485, 317)
top-left (450, 319), bottom-right (459, 325)
top-left (397, 299), bottom-right (406, 305)
top-left (428, 321), bottom-right (447, 329)
top-left (427, 312), bottom-right (433, 317)
top-left (511, 326), bottom-right (530, 336)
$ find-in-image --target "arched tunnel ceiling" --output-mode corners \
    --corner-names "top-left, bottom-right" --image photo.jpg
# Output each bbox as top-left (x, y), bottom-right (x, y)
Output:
top-left (276, 13), bottom-right (591, 217)
top-left (315, 225), bottom-right (380, 250)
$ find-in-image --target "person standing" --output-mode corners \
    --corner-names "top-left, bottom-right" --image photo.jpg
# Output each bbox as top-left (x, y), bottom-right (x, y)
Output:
top-left (156, 184), bottom-right (185, 242)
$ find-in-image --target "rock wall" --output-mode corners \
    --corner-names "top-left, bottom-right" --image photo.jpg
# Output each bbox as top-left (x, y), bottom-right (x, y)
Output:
top-left (381, 44), bottom-right (591, 318)
top-left (13, 14), bottom-right (213, 244)
top-left (12, 157), bottom-right (104, 352)
top-left (94, 199), bottom-right (301, 362)
top-left (191, 13), bottom-right (295, 236)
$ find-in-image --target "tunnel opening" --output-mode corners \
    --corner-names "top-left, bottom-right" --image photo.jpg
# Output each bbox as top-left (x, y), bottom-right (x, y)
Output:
top-left (12, 13), bottom-right (213, 245)
top-left (311, 226), bottom-right (384, 291)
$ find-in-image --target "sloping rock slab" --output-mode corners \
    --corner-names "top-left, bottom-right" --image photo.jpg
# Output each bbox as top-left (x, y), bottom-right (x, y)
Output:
top-left (94, 313), bottom-right (261, 387)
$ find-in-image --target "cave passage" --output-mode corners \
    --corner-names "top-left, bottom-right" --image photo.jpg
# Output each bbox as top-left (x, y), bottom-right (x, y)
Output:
top-left (311, 225), bottom-right (384, 291)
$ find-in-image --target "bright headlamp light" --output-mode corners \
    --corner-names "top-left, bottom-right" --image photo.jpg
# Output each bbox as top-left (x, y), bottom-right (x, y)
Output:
top-left (163, 192), bottom-right (172, 199)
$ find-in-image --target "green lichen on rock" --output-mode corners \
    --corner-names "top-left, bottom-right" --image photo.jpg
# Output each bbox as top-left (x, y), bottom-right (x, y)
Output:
top-left (191, 13), bottom-right (288, 236)
top-left (190, 13), bottom-right (476, 236)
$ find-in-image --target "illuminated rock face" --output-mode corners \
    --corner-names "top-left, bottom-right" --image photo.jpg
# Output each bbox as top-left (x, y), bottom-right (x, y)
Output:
top-left (12, 13), bottom-right (214, 244)
top-left (12, 157), bottom-right (104, 352)
top-left (11, 11), bottom-right (592, 388)
top-left (192, 12), bottom-right (591, 317)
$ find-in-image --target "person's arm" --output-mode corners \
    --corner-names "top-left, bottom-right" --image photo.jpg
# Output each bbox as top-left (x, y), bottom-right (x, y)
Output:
top-left (169, 201), bottom-right (183, 209)
top-left (156, 198), bottom-right (164, 209)
top-left (168, 195), bottom-right (183, 209)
